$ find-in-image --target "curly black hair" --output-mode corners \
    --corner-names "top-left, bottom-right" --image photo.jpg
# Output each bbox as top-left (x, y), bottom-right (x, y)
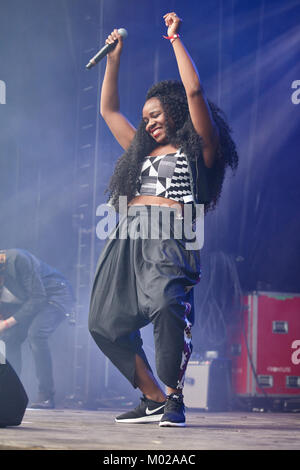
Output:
top-left (106, 80), bottom-right (238, 212)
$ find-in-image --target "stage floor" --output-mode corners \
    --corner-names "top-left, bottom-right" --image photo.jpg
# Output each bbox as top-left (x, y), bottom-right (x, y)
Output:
top-left (0, 408), bottom-right (299, 451)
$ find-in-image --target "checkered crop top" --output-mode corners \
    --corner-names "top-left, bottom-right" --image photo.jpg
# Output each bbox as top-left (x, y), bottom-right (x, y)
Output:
top-left (135, 148), bottom-right (193, 204)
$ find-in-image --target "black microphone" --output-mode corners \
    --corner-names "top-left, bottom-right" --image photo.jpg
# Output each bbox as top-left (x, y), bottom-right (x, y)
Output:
top-left (85, 28), bottom-right (128, 69)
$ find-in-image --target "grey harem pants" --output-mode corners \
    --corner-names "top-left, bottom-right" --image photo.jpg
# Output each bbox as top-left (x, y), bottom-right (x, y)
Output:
top-left (88, 205), bottom-right (201, 390)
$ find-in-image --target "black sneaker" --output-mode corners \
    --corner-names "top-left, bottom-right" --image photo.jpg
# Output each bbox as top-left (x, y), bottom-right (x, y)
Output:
top-left (115, 395), bottom-right (165, 423)
top-left (159, 393), bottom-right (186, 427)
top-left (28, 398), bottom-right (55, 410)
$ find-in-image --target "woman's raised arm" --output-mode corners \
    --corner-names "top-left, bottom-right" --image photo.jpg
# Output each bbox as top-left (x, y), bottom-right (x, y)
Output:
top-left (163, 13), bottom-right (219, 168)
top-left (100, 29), bottom-right (136, 150)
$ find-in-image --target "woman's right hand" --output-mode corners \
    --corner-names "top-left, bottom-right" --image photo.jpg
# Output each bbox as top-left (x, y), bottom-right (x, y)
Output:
top-left (106, 29), bottom-right (123, 60)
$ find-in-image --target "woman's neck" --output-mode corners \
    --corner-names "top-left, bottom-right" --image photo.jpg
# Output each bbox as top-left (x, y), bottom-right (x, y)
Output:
top-left (148, 144), bottom-right (179, 156)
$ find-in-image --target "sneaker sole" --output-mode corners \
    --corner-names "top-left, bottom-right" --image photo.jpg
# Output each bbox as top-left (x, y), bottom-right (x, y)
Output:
top-left (159, 420), bottom-right (186, 427)
top-left (115, 413), bottom-right (164, 424)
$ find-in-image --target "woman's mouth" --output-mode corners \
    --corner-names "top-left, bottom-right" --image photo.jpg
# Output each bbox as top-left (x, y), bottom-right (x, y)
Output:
top-left (151, 127), bottom-right (162, 138)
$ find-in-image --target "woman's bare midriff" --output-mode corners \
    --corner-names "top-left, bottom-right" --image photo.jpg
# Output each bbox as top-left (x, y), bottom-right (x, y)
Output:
top-left (128, 195), bottom-right (184, 212)
top-left (129, 195), bottom-right (184, 216)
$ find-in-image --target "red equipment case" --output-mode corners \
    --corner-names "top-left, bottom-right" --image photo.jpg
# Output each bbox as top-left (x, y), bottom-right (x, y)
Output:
top-left (227, 291), bottom-right (300, 403)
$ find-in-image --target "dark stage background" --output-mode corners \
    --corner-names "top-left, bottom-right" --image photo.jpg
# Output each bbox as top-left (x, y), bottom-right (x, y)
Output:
top-left (0, 0), bottom-right (299, 407)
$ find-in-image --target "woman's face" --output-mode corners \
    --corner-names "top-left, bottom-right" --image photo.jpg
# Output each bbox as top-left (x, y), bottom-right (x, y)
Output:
top-left (142, 97), bottom-right (171, 144)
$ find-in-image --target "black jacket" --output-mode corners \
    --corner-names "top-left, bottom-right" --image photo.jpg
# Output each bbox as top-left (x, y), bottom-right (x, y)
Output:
top-left (0, 249), bottom-right (75, 323)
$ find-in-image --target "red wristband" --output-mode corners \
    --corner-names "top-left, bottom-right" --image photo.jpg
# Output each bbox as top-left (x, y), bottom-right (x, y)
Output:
top-left (3, 320), bottom-right (9, 329)
top-left (163, 33), bottom-right (180, 42)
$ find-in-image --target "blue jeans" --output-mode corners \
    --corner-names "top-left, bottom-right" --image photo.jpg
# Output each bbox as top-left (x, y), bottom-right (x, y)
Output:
top-left (2, 304), bottom-right (65, 400)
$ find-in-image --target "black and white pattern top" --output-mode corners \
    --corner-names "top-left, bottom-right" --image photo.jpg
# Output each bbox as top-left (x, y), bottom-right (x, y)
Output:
top-left (136, 148), bottom-right (194, 203)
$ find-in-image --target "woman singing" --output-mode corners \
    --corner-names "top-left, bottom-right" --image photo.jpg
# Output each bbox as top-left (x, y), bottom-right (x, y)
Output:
top-left (88, 12), bottom-right (238, 427)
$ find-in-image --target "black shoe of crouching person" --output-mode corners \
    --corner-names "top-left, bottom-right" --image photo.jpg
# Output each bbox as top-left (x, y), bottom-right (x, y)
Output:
top-left (28, 398), bottom-right (55, 409)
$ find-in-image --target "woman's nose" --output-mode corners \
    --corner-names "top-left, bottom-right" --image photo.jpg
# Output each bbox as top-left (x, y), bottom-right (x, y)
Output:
top-left (146, 118), bottom-right (155, 131)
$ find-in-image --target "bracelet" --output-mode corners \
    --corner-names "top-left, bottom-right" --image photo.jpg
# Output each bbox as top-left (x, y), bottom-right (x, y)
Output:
top-left (163, 33), bottom-right (180, 44)
top-left (3, 319), bottom-right (9, 329)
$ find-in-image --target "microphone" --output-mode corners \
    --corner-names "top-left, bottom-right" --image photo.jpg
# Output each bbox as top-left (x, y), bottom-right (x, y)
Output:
top-left (85, 28), bottom-right (128, 69)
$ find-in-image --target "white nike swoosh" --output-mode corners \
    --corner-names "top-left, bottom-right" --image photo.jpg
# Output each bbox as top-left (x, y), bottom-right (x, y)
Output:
top-left (145, 404), bottom-right (165, 415)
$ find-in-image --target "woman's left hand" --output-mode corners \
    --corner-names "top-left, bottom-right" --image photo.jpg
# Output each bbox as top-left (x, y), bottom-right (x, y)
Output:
top-left (163, 12), bottom-right (182, 37)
